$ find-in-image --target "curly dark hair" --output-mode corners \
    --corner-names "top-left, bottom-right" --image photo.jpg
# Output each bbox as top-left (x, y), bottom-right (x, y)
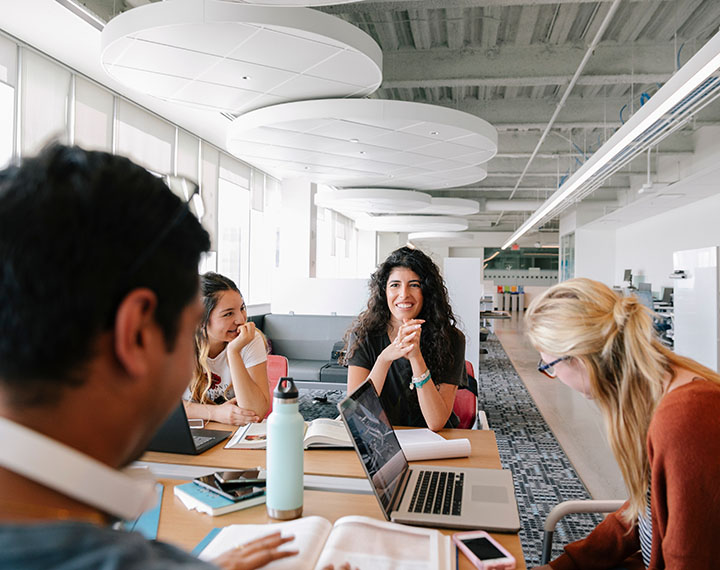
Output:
top-left (346, 246), bottom-right (463, 380)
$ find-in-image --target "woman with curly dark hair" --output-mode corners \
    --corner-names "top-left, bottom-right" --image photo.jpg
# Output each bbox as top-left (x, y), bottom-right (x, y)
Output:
top-left (345, 247), bottom-right (467, 431)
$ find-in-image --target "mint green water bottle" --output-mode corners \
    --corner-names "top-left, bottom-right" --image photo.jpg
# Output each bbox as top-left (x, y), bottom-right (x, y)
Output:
top-left (266, 377), bottom-right (304, 519)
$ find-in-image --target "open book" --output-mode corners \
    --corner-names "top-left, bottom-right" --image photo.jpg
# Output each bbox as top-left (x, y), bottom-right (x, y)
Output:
top-left (196, 515), bottom-right (451, 570)
top-left (225, 418), bottom-right (352, 449)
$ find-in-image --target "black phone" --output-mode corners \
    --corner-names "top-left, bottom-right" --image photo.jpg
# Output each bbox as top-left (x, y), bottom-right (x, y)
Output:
top-left (213, 469), bottom-right (266, 486)
top-left (193, 474), bottom-right (265, 502)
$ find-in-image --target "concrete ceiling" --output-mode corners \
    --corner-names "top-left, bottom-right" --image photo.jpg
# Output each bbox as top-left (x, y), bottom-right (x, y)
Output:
top-left (53, 0), bottom-right (720, 234)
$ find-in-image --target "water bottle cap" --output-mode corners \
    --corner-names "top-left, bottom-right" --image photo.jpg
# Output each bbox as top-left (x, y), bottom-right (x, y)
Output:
top-left (274, 377), bottom-right (299, 399)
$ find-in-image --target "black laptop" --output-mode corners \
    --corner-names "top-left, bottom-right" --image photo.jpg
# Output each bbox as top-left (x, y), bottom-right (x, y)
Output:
top-left (146, 403), bottom-right (230, 455)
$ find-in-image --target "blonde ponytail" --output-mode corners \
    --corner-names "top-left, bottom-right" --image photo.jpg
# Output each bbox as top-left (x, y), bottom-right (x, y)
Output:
top-left (524, 278), bottom-right (720, 523)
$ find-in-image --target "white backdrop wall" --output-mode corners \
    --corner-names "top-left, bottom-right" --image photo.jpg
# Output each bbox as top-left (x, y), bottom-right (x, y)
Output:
top-left (270, 277), bottom-right (369, 316)
top-left (613, 192), bottom-right (720, 291)
top-left (443, 257), bottom-right (482, 378)
top-left (575, 227), bottom-right (616, 285)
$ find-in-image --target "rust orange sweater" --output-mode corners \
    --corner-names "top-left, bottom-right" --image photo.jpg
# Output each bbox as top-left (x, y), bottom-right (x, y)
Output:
top-left (549, 380), bottom-right (720, 570)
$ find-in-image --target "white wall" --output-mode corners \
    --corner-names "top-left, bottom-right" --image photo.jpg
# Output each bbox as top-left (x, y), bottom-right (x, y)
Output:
top-left (575, 227), bottom-right (616, 285)
top-left (444, 258), bottom-right (482, 377)
top-left (357, 228), bottom-right (378, 276)
top-left (614, 193), bottom-right (720, 291)
top-left (270, 277), bottom-right (369, 316)
top-left (278, 178), bottom-right (313, 280)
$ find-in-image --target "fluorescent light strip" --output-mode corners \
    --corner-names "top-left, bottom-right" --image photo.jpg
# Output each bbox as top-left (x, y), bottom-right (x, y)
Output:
top-left (502, 30), bottom-right (720, 249)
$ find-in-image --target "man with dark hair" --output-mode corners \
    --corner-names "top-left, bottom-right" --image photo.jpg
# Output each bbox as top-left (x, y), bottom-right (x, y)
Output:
top-left (0, 145), bottom-right (296, 569)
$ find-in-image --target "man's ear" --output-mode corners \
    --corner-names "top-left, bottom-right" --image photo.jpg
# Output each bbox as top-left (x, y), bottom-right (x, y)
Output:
top-left (114, 288), bottom-right (159, 377)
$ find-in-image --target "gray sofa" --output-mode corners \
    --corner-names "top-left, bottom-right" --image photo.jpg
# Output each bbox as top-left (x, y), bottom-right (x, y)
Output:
top-left (261, 314), bottom-right (355, 390)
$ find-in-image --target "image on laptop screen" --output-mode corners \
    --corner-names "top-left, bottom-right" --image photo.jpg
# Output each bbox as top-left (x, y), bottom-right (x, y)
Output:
top-left (339, 382), bottom-right (408, 513)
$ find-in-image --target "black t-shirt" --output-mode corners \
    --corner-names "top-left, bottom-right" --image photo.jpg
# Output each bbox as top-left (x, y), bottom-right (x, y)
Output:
top-left (347, 330), bottom-right (467, 428)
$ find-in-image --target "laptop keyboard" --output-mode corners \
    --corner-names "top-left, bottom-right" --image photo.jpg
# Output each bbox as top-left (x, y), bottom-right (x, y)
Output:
top-left (408, 470), bottom-right (464, 516)
top-left (192, 434), bottom-right (214, 447)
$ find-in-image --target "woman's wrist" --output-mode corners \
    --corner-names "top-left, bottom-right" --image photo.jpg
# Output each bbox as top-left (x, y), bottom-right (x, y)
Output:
top-left (409, 369), bottom-right (432, 390)
top-left (409, 355), bottom-right (427, 374)
top-left (227, 349), bottom-right (247, 366)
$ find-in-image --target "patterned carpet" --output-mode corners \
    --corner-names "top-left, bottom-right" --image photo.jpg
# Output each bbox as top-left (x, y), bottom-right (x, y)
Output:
top-left (298, 335), bottom-right (605, 566)
top-left (476, 334), bottom-right (604, 566)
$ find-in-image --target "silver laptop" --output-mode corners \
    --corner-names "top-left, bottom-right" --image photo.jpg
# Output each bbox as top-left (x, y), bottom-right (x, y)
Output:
top-left (338, 380), bottom-right (520, 532)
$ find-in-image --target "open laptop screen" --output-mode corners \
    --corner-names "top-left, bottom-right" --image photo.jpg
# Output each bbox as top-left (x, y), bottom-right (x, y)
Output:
top-left (338, 381), bottom-right (408, 515)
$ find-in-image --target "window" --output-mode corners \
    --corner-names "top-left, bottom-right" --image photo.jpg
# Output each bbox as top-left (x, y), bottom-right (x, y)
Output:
top-left (74, 77), bottom-right (113, 151)
top-left (0, 82), bottom-right (14, 168)
top-left (316, 199), bottom-right (360, 279)
top-left (248, 173), bottom-right (281, 304)
top-left (116, 99), bottom-right (173, 174)
top-left (176, 130), bottom-right (199, 181)
top-left (217, 177), bottom-right (250, 296)
top-left (20, 49), bottom-right (70, 156)
top-left (560, 233), bottom-right (575, 281)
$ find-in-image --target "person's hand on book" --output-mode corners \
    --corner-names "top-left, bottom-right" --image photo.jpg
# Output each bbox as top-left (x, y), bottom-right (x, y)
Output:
top-left (211, 398), bottom-right (260, 425)
top-left (211, 531), bottom-right (297, 570)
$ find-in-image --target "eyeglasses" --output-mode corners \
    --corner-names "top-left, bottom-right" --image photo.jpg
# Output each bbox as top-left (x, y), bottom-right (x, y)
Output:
top-left (537, 356), bottom-right (570, 379)
top-left (124, 175), bottom-right (201, 281)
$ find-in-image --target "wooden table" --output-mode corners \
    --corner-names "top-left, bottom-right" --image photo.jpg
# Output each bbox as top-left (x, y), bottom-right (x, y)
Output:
top-left (142, 425), bottom-right (505, 477)
top-left (149, 425), bottom-right (526, 568)
top-left (158, 483), bottom-right (526, 569)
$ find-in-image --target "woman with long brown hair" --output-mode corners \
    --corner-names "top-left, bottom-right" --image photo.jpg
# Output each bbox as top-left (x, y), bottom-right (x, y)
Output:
top-left (183, 272), bottom-right (269, 425)
top-left (526, 278), bottom-right (720, 570)
top-left (345, 247), bottom-right (467, 431)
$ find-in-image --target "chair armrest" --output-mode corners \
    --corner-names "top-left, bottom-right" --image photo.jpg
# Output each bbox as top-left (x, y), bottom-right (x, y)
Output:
top-left (544, 499), bottom-right (625, 532)
top-left (541, 499), bottom-right (625, 565)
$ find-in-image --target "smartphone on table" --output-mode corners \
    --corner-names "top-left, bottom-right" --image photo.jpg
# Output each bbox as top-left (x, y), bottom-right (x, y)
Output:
top-left (213, 469), bottom-right (266, 486)
top-left (193, 474), bottom-right (265, 502)
top-left (452, 530), bottom-right (516, 570)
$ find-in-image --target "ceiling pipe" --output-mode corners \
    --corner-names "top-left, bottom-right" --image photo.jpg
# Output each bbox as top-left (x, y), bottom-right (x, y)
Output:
top-left (495, 0), bottom-right (623, 229)
top-left (485, 200), bottom-right (542, 212)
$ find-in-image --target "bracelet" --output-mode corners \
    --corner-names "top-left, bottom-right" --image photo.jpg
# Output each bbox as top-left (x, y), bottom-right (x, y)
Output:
top-left (409, 369), bottom-right (431, 390)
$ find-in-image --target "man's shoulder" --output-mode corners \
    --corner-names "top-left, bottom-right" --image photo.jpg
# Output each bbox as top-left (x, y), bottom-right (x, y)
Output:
top-left (0, 522), bottom-right (214, 570)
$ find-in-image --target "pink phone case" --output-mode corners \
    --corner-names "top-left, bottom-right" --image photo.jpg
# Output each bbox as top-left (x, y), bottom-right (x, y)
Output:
top-left (452, 531), bottom-right (516, 570)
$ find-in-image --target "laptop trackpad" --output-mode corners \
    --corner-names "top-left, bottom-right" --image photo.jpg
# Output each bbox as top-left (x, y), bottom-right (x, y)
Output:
top-left (471, 485), bottom-right (509, 504)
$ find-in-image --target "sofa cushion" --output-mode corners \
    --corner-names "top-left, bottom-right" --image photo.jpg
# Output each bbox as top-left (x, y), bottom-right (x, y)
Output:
top-left (287, 359), bottom-right (327, 381)
top-left (263, 314), bottom-right (354, 361)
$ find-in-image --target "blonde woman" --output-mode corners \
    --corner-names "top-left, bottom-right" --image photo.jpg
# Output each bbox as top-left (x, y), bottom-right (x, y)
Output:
top-left (526, 278), bottom-right (720, 570)
top-left (183, 272), bottom-right (270, 425)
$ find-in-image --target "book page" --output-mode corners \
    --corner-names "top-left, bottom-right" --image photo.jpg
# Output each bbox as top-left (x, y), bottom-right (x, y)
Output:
top-left (227, 421), bottom-right (311, 449)
top-left (197, 516), bottom-right (332, 569)
top-left (304, 418), bottom-right (352, 448)
top-left (314, 515), bottom-right (450, 570)
top-left (395, 429), bottom-right (471, 461)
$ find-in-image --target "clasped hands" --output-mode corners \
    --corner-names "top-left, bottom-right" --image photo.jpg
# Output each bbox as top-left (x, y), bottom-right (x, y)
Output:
top-left (383, 318), bottom-right (425, 362)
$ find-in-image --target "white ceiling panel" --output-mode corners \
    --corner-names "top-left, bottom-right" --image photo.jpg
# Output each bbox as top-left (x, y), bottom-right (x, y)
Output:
top-left (226, 28), bottom-right (343, 71)
top-left (101, 0), bottom-right (381, 114)
top-left (131, 22), bottom-right (259, 58)
top-left (104, 38), bottom-right (220, 78)
top-left (227, 98), bottom-right (496, 189)
top-left (223, 0), bottom-right (364, 6)
top-left (270, 74), bottom-right (364, 100)
top-left (196, 58), bottom-right (294, 91)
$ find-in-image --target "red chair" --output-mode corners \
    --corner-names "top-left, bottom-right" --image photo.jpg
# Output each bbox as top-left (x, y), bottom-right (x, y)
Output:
top-left (265, 354), bottom-right (288, 419)
top-left (453, 361), bottom-right (478, 429)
